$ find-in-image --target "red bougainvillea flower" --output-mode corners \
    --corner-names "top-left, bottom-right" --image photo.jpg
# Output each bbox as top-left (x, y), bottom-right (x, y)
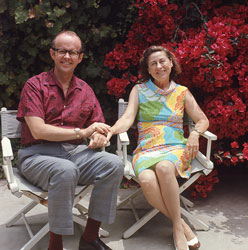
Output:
top-left (231, 141), bottom-right (239, 149)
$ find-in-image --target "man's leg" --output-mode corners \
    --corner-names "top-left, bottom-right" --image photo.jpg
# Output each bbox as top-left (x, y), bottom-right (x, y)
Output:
top-left (67, 144), bottom-right (124, 249)
top-left (18, 143), bottom-right (79, 249)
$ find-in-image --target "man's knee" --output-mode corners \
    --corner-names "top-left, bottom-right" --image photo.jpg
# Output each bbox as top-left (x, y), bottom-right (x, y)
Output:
top-left (52, 162), bottom-right (79, 184)
top-left (107, 153), bottom-right (124, 176)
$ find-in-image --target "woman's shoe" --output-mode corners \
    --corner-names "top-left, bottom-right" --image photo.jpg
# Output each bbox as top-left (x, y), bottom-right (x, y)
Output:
top-left (173, 235), bottom-right (190, 250)
top-left (174, 237), bottom-right (178, 250)
top-left (187, 236), bottom-right (200, 249)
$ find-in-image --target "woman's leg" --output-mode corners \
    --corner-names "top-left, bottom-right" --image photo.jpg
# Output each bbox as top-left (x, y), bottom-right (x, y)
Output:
top-left (154, 160), bottom-right (188, 250)
top-left (138, 168), bottom-right (171, 217)
top-left (138, 168), bottom-right (196, 243)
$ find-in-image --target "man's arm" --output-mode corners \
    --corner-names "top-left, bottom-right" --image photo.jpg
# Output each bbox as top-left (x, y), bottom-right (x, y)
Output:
top-left (25, 116), bottom-right (110, 142)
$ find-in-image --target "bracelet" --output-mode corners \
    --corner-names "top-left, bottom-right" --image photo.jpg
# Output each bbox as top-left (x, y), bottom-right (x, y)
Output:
top-left (193, 128), bottom-right (202, 135)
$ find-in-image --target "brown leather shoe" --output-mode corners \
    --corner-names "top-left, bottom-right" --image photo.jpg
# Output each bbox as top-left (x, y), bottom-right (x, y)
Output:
top-left (79, 237), bottom-right (112, 250)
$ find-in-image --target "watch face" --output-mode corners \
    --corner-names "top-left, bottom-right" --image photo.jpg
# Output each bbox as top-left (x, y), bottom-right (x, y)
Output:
top-left (75, 128), bottom-right (80, 138)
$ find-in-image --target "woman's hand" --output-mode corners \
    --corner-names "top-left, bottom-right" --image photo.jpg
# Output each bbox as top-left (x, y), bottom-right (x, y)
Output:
top-left (183, 131), bottom-right (200, 166)
top-left (85, 122), bottom-right (110, 138)
top-left (106, 129), bottom-right (114, 142)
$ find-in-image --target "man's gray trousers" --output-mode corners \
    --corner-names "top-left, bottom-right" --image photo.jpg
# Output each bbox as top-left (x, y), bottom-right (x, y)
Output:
top-left (17, 142), bottom-right (124, 235)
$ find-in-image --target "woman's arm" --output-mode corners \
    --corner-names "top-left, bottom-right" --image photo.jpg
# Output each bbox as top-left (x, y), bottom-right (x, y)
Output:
top-left (185, 90), bottom-right (209, 134)
top-left (183, 90), bottom-right (209, 160)
top-left (107, 86), bottom-right (139, 141)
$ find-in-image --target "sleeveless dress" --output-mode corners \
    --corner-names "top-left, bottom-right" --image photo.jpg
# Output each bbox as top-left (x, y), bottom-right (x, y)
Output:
top-left (132, 79), bottom-right (191, 178)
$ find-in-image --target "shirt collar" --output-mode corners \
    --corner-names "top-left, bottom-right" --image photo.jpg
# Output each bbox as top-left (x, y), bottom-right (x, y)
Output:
top-left (147, 79), bottom-right (176, 96)
top-left (46, 68), bottom-right (82, 91)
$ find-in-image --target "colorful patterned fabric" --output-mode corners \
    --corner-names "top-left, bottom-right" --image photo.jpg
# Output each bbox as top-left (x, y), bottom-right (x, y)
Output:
top-left (132, 80), bottom-right (191, 178)
top-left (17, 69), bottom-right (105, 146)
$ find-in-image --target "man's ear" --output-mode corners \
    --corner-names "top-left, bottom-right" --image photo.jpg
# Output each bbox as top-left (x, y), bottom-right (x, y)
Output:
top-left (78, 53), bottom-right (84, 63)
top-left (50, 48), bottom-right (55, 60)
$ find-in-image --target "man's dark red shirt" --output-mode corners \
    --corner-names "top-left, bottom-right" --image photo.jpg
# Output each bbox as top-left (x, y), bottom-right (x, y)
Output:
top-left (17, 69), bottom-right (105, 146)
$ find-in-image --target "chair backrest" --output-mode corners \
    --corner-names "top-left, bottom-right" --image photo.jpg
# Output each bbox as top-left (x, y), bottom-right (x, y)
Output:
top-left (1, 108), bottom-right (21, 139)
top-left (118, 99), bottom-right (194, 129)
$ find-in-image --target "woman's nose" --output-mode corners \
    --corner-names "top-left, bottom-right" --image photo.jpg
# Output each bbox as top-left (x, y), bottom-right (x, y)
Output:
top-left (157, 62), bottom-right (163, 68)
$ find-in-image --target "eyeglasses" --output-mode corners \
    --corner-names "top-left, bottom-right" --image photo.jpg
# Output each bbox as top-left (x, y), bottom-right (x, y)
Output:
top-left (52, 48), bottom-right (81, 57)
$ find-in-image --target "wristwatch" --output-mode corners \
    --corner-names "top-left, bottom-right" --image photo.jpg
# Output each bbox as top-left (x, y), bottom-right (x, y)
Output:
top-left (74, 128), bottom-right (80, 139)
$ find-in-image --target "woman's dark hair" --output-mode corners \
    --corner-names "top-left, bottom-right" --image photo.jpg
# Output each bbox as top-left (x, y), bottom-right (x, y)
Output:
top-left (50, 30), bottom-right (84, 52)
top-left (139, 45), bottom-right (181, 82)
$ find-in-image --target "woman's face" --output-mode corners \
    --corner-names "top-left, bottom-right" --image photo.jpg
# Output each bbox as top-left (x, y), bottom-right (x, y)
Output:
top-left (147, 51), bottom-right (173, 83)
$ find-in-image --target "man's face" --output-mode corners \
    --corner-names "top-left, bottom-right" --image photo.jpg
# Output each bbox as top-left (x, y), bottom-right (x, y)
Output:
top-left (50, 33), bottom-right (83, 75)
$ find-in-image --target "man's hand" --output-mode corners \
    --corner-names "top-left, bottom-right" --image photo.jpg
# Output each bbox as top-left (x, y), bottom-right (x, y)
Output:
top-left (88, 132), bottom-right (108, 149)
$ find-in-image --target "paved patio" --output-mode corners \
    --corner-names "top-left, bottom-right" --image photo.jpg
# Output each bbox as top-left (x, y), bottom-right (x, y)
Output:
top-left (0, 166), bottom-right (248, 250)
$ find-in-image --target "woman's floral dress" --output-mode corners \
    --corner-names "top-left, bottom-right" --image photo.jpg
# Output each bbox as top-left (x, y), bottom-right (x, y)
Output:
top-left (132, 79), bottom-right (191, 178)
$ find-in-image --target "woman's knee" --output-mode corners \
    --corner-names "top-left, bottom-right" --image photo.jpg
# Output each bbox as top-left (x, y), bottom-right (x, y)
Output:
top-left (155, 161), bottom-right (175, 178)
top-left (138, 170), bottom-right (156, 188)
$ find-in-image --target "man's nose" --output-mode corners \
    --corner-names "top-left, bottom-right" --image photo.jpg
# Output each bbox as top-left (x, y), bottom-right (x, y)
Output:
top-left (64, 52), bottom-right (70, 58)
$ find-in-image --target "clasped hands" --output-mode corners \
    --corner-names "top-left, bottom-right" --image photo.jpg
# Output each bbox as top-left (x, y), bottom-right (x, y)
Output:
top-left (87, 122), bottom-right (111, 149)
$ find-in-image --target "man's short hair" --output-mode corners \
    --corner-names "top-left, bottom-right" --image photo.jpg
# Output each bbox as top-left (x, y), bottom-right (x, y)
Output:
top-left (50, 30), bottom-right (83, 52)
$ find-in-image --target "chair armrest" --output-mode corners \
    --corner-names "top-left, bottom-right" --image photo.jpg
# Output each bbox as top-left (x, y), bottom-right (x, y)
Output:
top-left (1, 137), bottom-right (19, 193)
top-left (116, 132), bottom-right (130, 162)
top-left (119, 132), bottom-right (130, 145)
top-left (201, 130), bottom-right (217, 141)
top-left (196, 151), bottom-right (214, 170)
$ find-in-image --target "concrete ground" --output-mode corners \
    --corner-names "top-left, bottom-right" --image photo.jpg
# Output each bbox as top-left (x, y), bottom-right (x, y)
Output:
top-left (0, 166), bottom-right (248, 250)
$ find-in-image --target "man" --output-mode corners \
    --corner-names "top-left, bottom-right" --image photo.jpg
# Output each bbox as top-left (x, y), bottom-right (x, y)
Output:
top-left (17, 30), bottom-right (124, 250)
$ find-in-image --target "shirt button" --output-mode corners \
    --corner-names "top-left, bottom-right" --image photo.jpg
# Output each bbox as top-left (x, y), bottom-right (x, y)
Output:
top-left (61, 122), bottom-right (63, 126)
top-left (64, 105), bottom-right (66, 108)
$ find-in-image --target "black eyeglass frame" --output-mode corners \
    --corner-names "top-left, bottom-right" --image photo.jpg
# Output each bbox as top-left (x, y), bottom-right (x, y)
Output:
top-left (51, 47), bottom-right (82, 57)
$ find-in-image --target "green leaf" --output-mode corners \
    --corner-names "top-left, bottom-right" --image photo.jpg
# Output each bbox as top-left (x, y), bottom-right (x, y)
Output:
top-left (15, 6), bottom-right (29, 24)
top-left (61, 13), bottom-right (71, 24)
top-left (27, 47), bottom-right (38, 57)
top-left (0, 72), bottom-right (9, 85)
top-left (86, 64), bottom-right (101, 78)
top-left (8, 0), bottom-right (18, 16)
top-left (0, 53), bottom-right (4, 67)
top-left (48, 20), bottom-right (63, 35)
top-left (0, 0), bottom-right (7, 13)
top-left (53, 6), bottom-right (66, 17)
top-left (41, 38), bottom-right (52, 47)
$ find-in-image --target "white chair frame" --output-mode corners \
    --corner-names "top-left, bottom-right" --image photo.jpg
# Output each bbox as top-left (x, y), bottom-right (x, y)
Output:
top-left (116, 99), bottom-right (217, 239)
top-left (1, 107), bottom-right (109, 250)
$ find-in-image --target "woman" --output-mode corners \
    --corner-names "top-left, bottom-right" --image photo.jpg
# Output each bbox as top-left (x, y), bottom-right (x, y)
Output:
top-left (107, 45), bottom-right (209, 250)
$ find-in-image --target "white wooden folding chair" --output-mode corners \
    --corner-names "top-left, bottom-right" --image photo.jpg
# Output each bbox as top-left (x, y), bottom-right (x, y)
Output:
top-left (0, 107), bottom-right (109, 250)
top-left (116, 99), bottom-right (217, 239)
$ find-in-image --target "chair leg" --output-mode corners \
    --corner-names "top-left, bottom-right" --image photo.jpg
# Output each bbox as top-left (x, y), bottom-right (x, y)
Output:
top-left (122, 208), bottom-right (159, 239)
top-left (180, 207), bottom-right (209, 231)
top-left (180, 195), bottom-right (194, 211)
top-left (20, 222), bottom-right (49, 250)
top-left (75, 203), bottom-right (88, 216)
top-left (117, 188), bottom-right (142, 209)
top-left (6, 200), bottom-right (39, 227)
